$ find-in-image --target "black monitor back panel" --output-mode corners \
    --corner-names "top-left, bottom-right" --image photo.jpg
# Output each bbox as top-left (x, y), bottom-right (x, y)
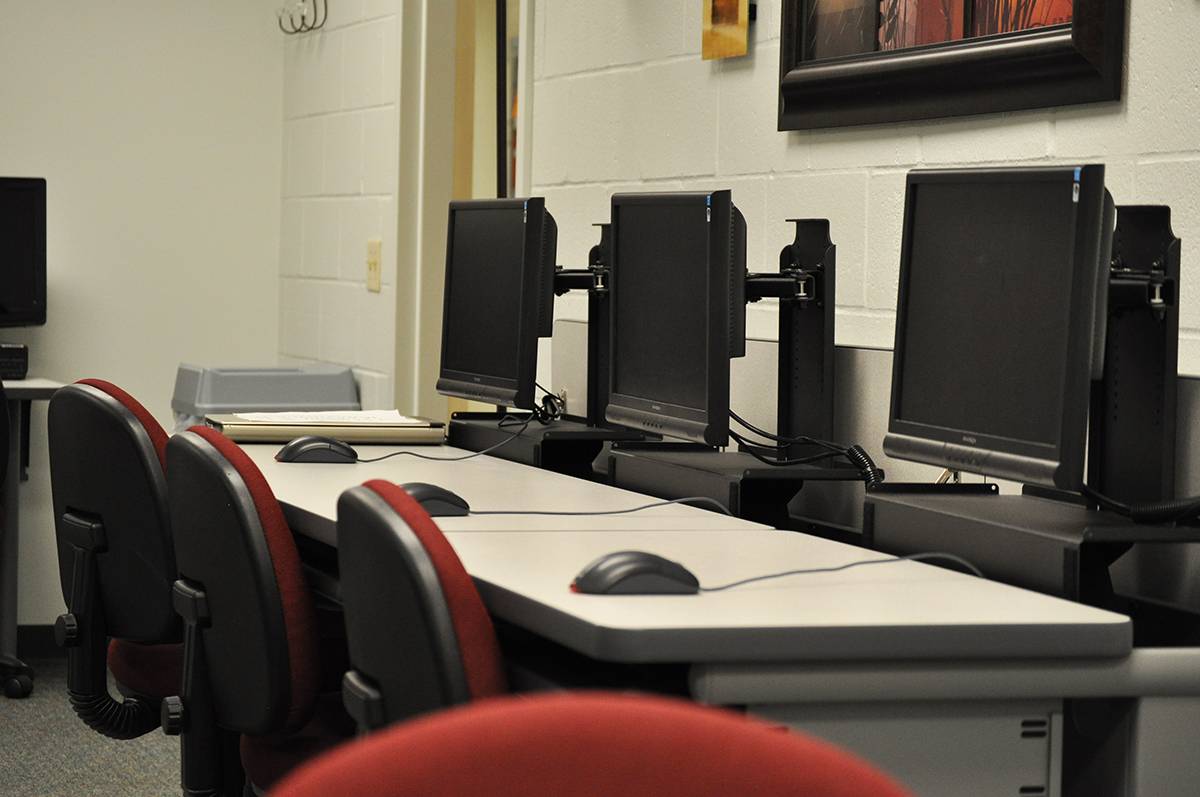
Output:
top-left (606, 191), bottom-right (745, 447)
top-left (437, 198), bottom-right (555, 410)
top-left (884, 166), bottom-right (1112, 491)
top-left (0, 177), bottom-right (47, 327)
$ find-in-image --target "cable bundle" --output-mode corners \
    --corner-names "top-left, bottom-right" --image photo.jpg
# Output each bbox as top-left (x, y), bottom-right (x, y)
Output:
top-left (728, 410), bottom-right (883, 486)
top-left (1082, 485), bottom-right (1200, 525)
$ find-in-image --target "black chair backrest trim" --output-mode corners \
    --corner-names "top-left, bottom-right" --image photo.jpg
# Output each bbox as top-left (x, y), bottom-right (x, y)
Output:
top-left (49, 383), bottom-right (175, 641)
top-left (337, 485), bottom-right (470, 728)
top-left (166, 430), bottom-right (293, 734)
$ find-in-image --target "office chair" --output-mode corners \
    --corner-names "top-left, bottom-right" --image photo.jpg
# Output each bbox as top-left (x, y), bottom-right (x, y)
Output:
top-left (163, 426), bottom-right (353, 796)
top-left (336, 479), bottom-right (506, 732)
top-left (270, 691), bottom-right (913, 796)
top-left (47, 379), bottom-right (182, 737)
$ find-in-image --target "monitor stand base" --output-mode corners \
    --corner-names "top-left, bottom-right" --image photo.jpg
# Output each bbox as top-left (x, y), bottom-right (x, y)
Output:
top-left (600, 441), bottom-right (861, 530)
top-left (864, 488), bottom-right (1200, 624)
top-left (448, 412), bottom-right (643, 479)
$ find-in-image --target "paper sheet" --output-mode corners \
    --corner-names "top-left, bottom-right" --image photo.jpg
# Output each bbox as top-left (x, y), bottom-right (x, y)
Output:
top-left (234, 410), bottom-right (425, 425)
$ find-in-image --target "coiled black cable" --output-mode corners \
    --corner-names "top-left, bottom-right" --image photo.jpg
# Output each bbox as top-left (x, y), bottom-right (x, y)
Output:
top-left (531, 382), bottom-right (564, 425)
top-left (844, 444), bottom-right (885, 489)
top-left (1081, 485), bottom-right (1200, 524)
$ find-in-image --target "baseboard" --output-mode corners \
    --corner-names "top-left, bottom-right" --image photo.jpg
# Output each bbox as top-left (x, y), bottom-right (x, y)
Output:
top-left (18, 624), bottom-right (62, 659)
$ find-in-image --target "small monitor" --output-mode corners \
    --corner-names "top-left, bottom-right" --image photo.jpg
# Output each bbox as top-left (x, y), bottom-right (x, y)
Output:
top-left (436, 198), bottom-right (557, 409)
top-left (0, 177), bottom-right (47, 327)
top-left (884, 166), bottom-right (1114, 490)
top-left (606, 191), bottom-right (746, 446)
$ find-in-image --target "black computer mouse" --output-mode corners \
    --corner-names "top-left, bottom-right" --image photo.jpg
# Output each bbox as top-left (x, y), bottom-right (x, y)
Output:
top-left (400, 482), bottom-right (471, 517)
top-left (275, 435), bottom-right (359, 464)
top-left (571, 550), bottom-right (700, 595)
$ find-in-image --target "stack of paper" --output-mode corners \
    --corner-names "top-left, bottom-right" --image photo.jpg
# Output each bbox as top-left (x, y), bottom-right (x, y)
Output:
top-left (205, 410), bottom-right (444, 444)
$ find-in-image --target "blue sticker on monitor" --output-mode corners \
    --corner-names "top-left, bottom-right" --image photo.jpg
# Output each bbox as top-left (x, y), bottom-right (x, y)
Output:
top-left (1074, 167), bottom-right (1082, 181)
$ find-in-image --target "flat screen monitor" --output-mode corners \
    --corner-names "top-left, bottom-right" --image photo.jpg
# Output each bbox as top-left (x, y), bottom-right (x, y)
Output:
top-left (0, 178), bottom-right (47, 327)
top-left (437, 198), bottom-right (556, 410)
top-left (884, 166), bottom-right (1114, 490)
top-left (606, 191), bottom-right (746, 446)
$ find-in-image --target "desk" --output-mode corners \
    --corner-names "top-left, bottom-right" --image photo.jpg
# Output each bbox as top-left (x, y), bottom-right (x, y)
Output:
top-left (1, 378), bottom-right (64, 698)
top-left (258, 443), bottom-right (1200, 797)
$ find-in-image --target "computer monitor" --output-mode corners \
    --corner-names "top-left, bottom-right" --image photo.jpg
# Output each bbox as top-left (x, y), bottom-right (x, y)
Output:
top-left (884, 165), bottom-right (1115, 490)
top-left (0, 177), bottom-right (47, 327)
top-left (606, 191), bottom-right (746, 446)
top-left (437, 198), bottom-right (557, 410)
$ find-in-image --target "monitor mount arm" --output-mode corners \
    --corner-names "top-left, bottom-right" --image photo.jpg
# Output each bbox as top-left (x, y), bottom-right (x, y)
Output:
top-left (1084, 205), bottom-right (1181, 507)
top-left (552, 224), bottom-right (615, 428)
top-left (741, 219), bottom-right (836, 458)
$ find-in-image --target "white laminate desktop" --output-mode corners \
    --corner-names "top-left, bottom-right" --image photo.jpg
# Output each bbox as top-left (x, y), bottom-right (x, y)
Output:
top-left (5, 378), bottom-right (66, 397)
top-left (244, 443), bottom-right (768, 545)
top-left (444, 528), bottom-right (1131, 664)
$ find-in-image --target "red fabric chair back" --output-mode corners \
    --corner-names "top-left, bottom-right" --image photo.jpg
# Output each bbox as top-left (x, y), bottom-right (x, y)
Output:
top-left (271, 692), bottom-right (913, 797)
top-left (166, 426), bottom-right (318, 734)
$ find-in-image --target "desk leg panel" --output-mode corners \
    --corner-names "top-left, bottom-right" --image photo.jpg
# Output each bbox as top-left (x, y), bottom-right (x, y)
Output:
top-left (1130, 697), bottom-right (1200, 797)
top-left (1, 399), bottom-right (21, 660)
top-left (749, 700), bottom-right (1063, 797)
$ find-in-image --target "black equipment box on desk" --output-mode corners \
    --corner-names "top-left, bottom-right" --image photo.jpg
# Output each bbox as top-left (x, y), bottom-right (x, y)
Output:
top-left (0, 344), bottom-right (28, 381)
top-left (602, 442), bottom-right (860, 528)
top-left (450, 412), bottom-right (642, 479)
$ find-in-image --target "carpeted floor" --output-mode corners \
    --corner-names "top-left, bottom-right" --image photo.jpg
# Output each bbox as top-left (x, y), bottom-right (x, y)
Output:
top-left (0, 658), bottom-right (178, 797)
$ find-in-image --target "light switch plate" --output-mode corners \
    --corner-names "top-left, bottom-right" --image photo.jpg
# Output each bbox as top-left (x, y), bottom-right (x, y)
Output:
top-left (366, 239), bottom-right (382, 293)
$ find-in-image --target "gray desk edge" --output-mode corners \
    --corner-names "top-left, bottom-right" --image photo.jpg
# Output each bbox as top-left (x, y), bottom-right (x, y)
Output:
top-left (690, 646), bottom-right (1200, 704)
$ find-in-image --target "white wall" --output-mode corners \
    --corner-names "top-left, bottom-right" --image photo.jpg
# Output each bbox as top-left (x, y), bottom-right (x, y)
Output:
top-left (530, 1), bottom-right (1200, 374)
top-left (278, 1), bottom-right (402, 409)
top-left (0, 2), bottom-right (284, 623)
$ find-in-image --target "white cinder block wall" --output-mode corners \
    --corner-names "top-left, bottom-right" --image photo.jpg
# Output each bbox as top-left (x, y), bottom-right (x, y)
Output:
top-left (531, 1), bottom-right (1200, 376)
top-left (278, 1), bottom-right (402, 408)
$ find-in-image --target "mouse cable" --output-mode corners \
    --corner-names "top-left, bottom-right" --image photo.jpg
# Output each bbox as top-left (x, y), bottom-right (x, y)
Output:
top-left (471, 496), bottom-right (732, 517)
top-left (698, 552), bottom-right (984, 592)
top-left (356, 416), bottom-right (532, 463)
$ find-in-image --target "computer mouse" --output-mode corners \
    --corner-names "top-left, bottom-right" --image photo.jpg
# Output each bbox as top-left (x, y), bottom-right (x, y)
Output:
top-left (275, 435), bottom-right (359, 464)
top-left (400, 482), bottom-right (471, 517)
top-left (571, 550), bottom-right (700, 595)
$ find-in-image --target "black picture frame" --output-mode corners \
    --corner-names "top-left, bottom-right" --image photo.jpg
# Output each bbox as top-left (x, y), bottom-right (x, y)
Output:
top-left (778, 0), bottom-right (1125, 130)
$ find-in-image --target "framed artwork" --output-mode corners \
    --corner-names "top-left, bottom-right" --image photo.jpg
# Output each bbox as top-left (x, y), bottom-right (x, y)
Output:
top-left (703, 0), bottom-right (750, 60)
top-left (779, 0), bottom-right (1124, 129)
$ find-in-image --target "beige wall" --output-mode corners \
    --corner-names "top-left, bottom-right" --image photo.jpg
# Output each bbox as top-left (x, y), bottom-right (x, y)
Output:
top-left (0, 2), bottom-right (284, 623)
